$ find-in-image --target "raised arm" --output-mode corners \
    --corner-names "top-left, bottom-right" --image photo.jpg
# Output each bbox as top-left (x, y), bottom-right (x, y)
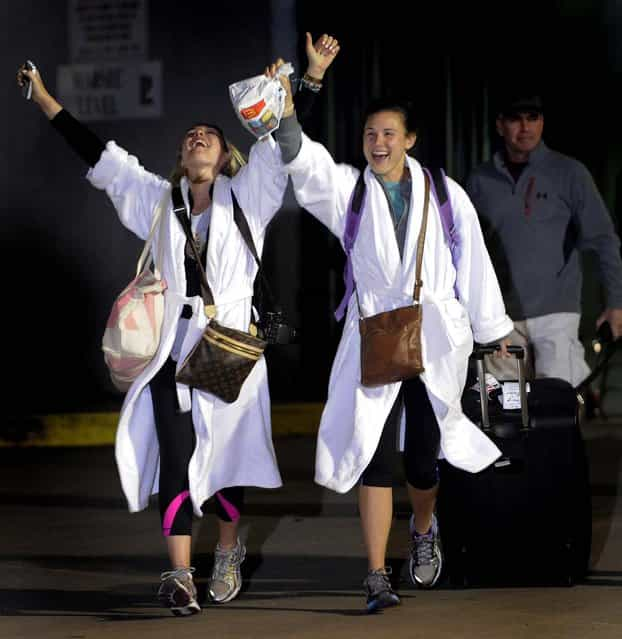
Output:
top-left (262, 49), bottom-right (355, 240)
top-left (231, 38), bottom-right (344, 240)
top-left (17, 63), bottom-right (105, 167)
top-left (271, 31), bottom-right (340, 164)
top-left (17, 63), bottom-right (168, 240)
top-left (228, 58), bottom-right (292, 238)
top-left (294, 32), bottom-right (340, 123)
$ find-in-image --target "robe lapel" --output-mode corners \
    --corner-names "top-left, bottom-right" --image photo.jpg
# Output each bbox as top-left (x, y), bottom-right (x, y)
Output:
top-left (167, 177), bottom-right (191, 294)
top-left (364, 167), bottom-right (402, 283)
top-left (204, 176), bottom-right (231, 298)
top-left (400, 159), bottom-right (427, 299)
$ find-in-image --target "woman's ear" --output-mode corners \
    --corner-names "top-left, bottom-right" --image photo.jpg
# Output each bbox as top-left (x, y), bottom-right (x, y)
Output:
top-left (405, 131), bottom-right (417, 151)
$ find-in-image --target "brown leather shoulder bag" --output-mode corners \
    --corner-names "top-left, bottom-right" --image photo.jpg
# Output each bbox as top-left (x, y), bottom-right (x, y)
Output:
top-left (359, 172), bottom-right (430, 386)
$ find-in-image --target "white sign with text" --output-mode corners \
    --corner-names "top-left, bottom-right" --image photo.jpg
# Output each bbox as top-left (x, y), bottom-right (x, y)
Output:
top-left (57, 61), bottom-right (162, 121)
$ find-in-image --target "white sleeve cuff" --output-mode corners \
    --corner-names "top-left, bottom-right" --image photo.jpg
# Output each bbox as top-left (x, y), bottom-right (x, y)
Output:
top-left (473, 316), bottom-right (514, 345)
top-left (86, 140), bottom-right (129, 190)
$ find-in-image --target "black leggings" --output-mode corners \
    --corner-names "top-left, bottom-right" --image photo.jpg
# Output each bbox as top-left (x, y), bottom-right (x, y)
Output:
top-left (361, 377), bottom-right (440, 489)
top-left (150, 358), bottom-right (244, 536)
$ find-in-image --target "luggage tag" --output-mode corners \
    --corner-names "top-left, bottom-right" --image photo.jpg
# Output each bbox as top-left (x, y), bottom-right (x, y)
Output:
top-left (499, 381), bottom-right (531, 409)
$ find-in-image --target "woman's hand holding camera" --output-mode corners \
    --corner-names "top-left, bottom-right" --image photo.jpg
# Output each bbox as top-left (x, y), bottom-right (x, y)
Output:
top-left (17, 62), bottom-right (62, 119)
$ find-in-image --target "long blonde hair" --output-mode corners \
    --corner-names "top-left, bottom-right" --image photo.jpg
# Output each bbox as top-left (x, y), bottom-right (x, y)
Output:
top-left (169, 123), bottom-right (247, 185)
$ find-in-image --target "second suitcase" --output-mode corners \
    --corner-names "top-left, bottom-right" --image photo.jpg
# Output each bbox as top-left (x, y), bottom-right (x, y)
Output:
top-left (437, 345), bottom-right (592, 587)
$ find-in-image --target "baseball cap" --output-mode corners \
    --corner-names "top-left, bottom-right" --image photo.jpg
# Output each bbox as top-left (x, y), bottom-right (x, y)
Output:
top-left (496, 92), bottom-right (544, 118)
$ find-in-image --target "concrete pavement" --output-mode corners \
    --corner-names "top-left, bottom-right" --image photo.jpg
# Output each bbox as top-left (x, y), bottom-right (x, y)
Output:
top-left (1, 422), bottom-right (621, 638)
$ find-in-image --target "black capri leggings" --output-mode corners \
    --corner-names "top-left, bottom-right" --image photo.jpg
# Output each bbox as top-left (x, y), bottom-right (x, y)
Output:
top-left (361, 376), bottom-right (440, 490)
top-left (150, 357), bottom-right (244, 536)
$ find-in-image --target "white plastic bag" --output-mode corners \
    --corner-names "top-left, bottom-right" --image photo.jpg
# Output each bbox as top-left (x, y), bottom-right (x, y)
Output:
top-left (229, 63), bottom-right (294, 139)
top-left (470, 373), bottom-right (501, 396)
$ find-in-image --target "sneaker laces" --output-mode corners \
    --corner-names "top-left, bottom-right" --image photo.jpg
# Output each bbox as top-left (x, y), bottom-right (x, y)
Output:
top-left (213, 542), bottom-right (241, 582)
top-left (364, 567), bottom-right (393, 593)
top-left (160, 567), bottom-right (195, 582)
top-left (411, 531), bottom-right (435, 566)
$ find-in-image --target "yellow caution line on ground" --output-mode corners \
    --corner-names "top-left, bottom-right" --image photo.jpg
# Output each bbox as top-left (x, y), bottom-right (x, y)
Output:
top-left (0, 403), bottom-right (325, 447)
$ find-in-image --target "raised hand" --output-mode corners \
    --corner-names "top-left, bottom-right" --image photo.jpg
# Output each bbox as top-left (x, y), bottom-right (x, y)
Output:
top-left (16, 62), bottom-right (62, 119)
top-left (305, 32), bottom-right (340, 81)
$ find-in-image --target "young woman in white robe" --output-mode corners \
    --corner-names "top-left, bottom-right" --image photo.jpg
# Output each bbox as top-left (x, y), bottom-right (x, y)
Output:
top-left (284, 98), bottom-right (513, 612)
top-left (16, 34), bottom-right (340, 617)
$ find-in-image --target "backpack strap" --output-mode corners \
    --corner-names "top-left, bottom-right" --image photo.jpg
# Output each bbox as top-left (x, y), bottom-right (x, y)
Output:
top-left (230, 189), bottom-right (279, 313)
top-left (334, 172), bottom-right (366, 321)
top-left (172, 185), bottom-right (279, 314)
top-left (423, 167), bottom-right (459, 268)
top-left (334, 167), bottom-right (460, 321)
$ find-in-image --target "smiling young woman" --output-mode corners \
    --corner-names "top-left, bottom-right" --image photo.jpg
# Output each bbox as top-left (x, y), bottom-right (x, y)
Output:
top-left (282, 95), bottom-right (513, 612)
top-left (17, 31), bottom-right (339, 617)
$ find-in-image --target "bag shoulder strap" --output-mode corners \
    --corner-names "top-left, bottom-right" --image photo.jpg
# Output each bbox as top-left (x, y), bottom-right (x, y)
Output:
top-left (426, 167), bottom-right (449, 207)
top-left (135, 188), bottom-right (169, 278)
top-left (171, 185), bottom-right (280, 314)
top-left (171, 185), bottom-right (216, 309)
top-left (413, 173), bottom-right (430, 303)
top-left (230, 190), bottom-right (279, 311)
top-left (335, 167), bottom-right (435, 319)
top-left (334, 172), bottom-right (366, 321)
top-left (335, 171), bottom-right (430, 319)
top-left (343, 172), bottom-right (367, 251)
top-left (231, 189), bottom-right (260, 265)
top-left (423, 167), bottom-right (458, 260)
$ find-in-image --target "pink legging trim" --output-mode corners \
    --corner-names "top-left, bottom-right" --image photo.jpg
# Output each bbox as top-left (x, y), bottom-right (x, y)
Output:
top-left (216, 491), bottom-right (241, 522)
top-left (162, 490), bottom-right (190, 536)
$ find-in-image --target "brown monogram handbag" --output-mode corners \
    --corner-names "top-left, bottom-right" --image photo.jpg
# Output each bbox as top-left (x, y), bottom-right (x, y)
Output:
top-left (172, 187), bottom-right (267, 403)
top-left (359, 173), bottom-right (430, 387)
top-left (176, 317), bottom-right (267, 403)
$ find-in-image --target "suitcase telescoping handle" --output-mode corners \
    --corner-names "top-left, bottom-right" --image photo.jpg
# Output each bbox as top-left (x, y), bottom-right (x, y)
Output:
top-left (471, 345), bottom-right (529, 431)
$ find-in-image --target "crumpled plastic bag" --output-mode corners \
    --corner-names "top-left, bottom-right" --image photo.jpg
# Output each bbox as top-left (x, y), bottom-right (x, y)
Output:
top-left (229, 62), bottom-right (294, 139)
top-left (470, 373), bottom-right (501, 397)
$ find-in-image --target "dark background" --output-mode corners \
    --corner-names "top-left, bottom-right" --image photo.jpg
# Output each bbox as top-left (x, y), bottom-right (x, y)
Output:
top-left (2, 0), bottom-right (621, 417)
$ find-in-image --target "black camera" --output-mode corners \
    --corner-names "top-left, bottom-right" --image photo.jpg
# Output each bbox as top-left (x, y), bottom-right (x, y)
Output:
top-left (258, 311), bottom-right (298, 345)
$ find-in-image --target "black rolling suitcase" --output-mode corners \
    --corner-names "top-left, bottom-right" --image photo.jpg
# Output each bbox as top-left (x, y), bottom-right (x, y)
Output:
top-left (437, 345), bottom-right (592, 587)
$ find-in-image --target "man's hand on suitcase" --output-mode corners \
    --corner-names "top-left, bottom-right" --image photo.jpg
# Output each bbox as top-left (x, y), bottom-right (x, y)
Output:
top-left (596, 307), bottom-right (622, 340)
top-left (493, 338), bottom-right (512, 358)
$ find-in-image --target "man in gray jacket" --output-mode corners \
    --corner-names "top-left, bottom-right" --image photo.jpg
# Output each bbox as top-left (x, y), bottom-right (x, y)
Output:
top-left (465, 91), bottom-right (622, 386)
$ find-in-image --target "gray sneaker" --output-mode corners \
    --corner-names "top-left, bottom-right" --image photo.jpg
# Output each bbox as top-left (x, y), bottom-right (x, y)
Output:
top-left (157, 567), bottom-right (201, 616)
top-left (408, 513), bottom-right (443, 588)
top-left (209, 538), bottom-right (246, 603)
top-left (364, 567), bottom-right (400, 613)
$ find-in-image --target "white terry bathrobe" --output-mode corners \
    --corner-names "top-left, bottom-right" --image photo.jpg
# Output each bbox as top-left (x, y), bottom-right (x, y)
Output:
top-left (87, 136), bottom-right (287, 514)
top-left (286, 135), bottom-right (514, 493)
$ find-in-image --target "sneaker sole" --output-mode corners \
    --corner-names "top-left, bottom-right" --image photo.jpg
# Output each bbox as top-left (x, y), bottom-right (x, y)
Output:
top-left (366, 594), bottom-right (401, 613)
top-left (208, 581), bottom-right (242, 604)
top-left (171, 601), bottom-right (201, 616)
top-left (158, 578), bottom-right (201, 615)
